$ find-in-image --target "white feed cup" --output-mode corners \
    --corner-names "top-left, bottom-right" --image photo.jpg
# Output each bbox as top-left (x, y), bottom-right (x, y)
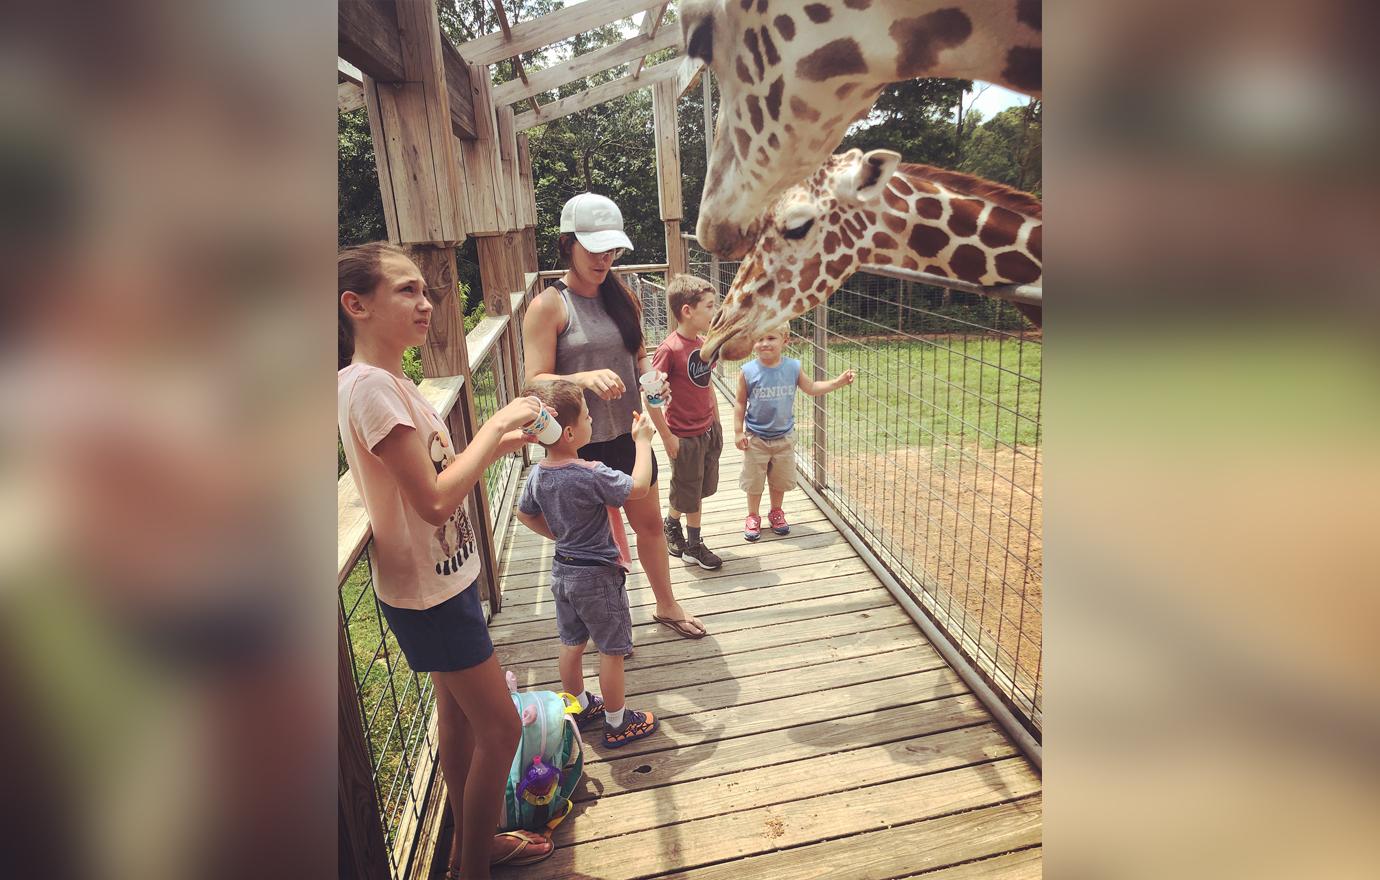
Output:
top-left (522, 397), bottom-right (563, 444)
top-left (639, 371), bottom-right (667, 408)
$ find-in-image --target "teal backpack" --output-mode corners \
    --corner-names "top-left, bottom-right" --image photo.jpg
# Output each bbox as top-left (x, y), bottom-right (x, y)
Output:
top-left (501, 672), bottom-right (586, 834)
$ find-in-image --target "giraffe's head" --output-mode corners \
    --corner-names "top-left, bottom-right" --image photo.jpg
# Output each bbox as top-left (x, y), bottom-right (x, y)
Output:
top-left (683, 0), bottom-right (905, 258)
top-left (702, 148), bottom-right (900, 363)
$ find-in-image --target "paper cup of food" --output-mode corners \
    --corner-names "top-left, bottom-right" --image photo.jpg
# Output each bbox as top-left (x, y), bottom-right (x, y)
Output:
top-left (639, 371), bottom-right (667, 407)
top-left (521, 397), bottom-right (563, 444)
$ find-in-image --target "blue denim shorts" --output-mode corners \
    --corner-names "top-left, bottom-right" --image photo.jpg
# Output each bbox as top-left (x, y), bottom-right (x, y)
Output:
top-left (377, 581), bottom-right (493, 673)
top-left (550, 561), bottom-right (632, 656)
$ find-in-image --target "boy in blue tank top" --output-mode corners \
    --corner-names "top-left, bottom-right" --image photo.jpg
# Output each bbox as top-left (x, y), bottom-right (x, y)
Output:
top-left (732, 325), bottom-right (855, 541)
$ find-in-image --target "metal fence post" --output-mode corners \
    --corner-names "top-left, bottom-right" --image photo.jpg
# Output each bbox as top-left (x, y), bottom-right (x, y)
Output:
top-left (811, 303), bottom-right (828, 487)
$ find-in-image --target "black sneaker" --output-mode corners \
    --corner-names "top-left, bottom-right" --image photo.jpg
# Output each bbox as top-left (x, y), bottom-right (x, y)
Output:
top-left (603, 708), bottom-right (658, 748)
top-left (573, 692), bottom-right (605, 728)
top-left (663, 518), bottom-right (687, 558)
top-left (681, 540), bottom-right (723, 570)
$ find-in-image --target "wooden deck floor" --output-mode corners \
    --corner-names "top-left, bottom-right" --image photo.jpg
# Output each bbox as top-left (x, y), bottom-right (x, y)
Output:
top-left (487, 397), bottom-right (1042, 879)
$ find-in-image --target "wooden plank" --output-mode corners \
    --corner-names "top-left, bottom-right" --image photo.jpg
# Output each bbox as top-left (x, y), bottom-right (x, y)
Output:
top-left (371, 85), bottom-right (461, 242)
top-left (650, 797), bottom-right (1043, 880)
top-left (339, 58), bottom-right (363, 84)
top-left (515, 133), bottom-right (536, 230)
top-left (630, 0), bottom-right (673, 79)
top-left (513, 55), bottom-right (681, 132)
top-left (496, 106), bottom-right (521, 232)
top-left (361, 76), bottom-right (399, 240)
top-left (521, 758), bottom-right (1037, 879)
top-left (338, 476), bottom-right (371, 586)
top-left (492, 27), bottom-right (680, 106)
top-left (652, 78), bottom-right (682, 220)
top-left (491, 566), bottom-right (884, 647)
top-left (461, 314), bottom-right (510, 373)
top-left (899, 847), bottom-right (1042, 880)
top-left (559, 729), bottom-right (1019, 847)
top-left (495, 588), bottom-right (897, 667)
top-left (460, 0), bottom-right (664, 67)
top-left (674, 55), bottom-right (706, 98)
top-left (456, 62), bottom-right (509, 235)
top-left (338, 81), bottom-right (365, 114)
top-left (583, 693), bottom-right (994, 799)
top-left (340, 1), bottom-right (477, 138)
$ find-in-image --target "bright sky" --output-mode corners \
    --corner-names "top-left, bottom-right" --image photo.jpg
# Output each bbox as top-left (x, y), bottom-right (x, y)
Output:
top-left (967, 83), bottom-right (1033, 121)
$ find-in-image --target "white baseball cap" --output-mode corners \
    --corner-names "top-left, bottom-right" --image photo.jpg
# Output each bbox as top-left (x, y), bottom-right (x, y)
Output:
top-left (559, 192), bottom-right (634, 254)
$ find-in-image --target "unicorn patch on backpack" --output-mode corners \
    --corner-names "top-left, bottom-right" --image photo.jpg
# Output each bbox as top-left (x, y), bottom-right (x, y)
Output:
top-left (429, 431), bottom-right (475, 576)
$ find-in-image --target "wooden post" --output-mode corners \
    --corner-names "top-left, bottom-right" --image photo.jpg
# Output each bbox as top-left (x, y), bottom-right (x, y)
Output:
top-left (339, 618), bottom-right (390, 880)
top-left (516, 133), bottom-right (540, 273)
top-left (652, 79), bottom-right (686, 283)
top-left (812, 304), bottom-right (828, 488)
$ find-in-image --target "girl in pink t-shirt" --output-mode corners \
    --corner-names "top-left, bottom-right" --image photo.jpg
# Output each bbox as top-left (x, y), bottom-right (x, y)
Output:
top-left (338, 242), bottom-right (552, 876)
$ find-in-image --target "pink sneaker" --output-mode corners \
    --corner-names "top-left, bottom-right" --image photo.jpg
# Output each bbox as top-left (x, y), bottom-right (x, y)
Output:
top-left (743, 514), bottom-right (761, 542)
top-left (767, 508), bottom-right (790, 535)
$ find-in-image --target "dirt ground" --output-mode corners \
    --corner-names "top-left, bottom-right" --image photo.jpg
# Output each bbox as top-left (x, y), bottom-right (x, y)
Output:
top-left (831, 443), bottom-right (1043, 707)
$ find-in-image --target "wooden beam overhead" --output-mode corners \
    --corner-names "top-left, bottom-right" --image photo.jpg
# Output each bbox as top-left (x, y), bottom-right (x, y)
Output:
top-left (489, 0), bottom-right (540, 113)
top-left (492, 26), bottom-right (679, 107)
top-left (338, 58), bottom-right (362, 84)
top-left (513, 54), bottom-right (680, 133)
top-left (460, 0), bottom-right (665, 67)
top-left (339, 0), bottom-right (478, 139)
top-left (674, 56), bottom-right (706, 98)
top-left (338, 81), bottom-right (365, 114)
top-left (631, 1), bottom-right (673, 79)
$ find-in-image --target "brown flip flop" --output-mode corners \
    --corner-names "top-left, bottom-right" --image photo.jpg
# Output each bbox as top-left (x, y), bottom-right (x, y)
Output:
top-left (652, 614), bottom-right (708, 639)
top-left (488, 829), bottom-right (554, 867)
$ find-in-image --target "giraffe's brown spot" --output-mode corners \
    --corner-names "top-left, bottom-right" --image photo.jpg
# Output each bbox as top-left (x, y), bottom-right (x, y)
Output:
top-left (1001, 46), bottom-right (1042, 93)
top-left (840, 228), bottom-right (854, 248)
top-left (746, 94), bottom-right (764, 134)
top-left (845, 215), bottom-right (867, 238)
top-left (909, 224), bottom-right (950, 258)
top-left (823, 231), bottom-right (840, 253)
top-left (950, 244), bottom-right (987, 281)
top-left (835, 83), bottom-right (857, 100)
top-left (826, 255), bottom-right (853, 279)
top-left (883, 213), bottom-right (907, 233)
top-left (917, 197), bottom-right (943, 220)
top-left (734, 127), bottom-right (752, 160)
top-left (774, 14), bottom-right (795, 41)
top-left (911, 178), bottom-right (939, 194)
top-left (758, 0), bottom-right (769, 13)
top-left (767, 131), bottom-right (780, 149)
top-left (745, 30), bottom-right (766, 81)
top-left (760, 26), bottom-right (780, 67)
top-left (845, 0), bottom-right (872, 8)
top-left (757, 146), bottom-right (771, 164)
top-left (804, 3), bottom-right (832, 23)
top-left (756, 280), bottom-right (775, 303)
top-left (884, 189), bottom-right (907, 212)
top-left (776, 284), bottom-right (796, 307)
top-left (903, 257), bottom-right (920, 270)
top-left (761, 235), bottom-right (776, 253)
top-left (995, 250), bottom-right (1041, 284)
top-left (925, 264), bottom-right (948, 276)
top-left (1017, 0), bottom-right (1041, 31)
top-left (789, 96), bottom-right (821, 122)
top-left (741, 0), bottom-right (753, 9)
top-left (979, 206), bottom-right (1023, 249)
top-left (799, 255), bottom-right (822, 290)
top-left (783, 123), bottom-right (796, 137)
top-left (739, 293), bottom-right (755, 311)
top-left (765, 77), bottom-right (784, 122)
top-left (797, 38), bottom-right (867, 81)
top-left (891, 177), bottom-right (913, 196)
top-left (948, 198), bottom-right (985, 238)
top-left (890, 9), bottom-right (973, 79)
top-left (736, 57), bottom-right (754, 85)
top-left (1027, 224), bottom-right (1042, 260)
top-left (827, 210), bottom-right (841, 225)
top-left (873, 232), bottom-right (897, 250)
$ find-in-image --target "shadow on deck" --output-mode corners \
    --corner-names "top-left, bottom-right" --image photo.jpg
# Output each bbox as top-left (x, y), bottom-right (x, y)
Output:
top-left (484, 398), bottom-right (1042, 879)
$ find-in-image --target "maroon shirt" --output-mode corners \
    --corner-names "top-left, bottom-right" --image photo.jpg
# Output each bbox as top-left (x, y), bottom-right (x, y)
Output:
top-left (651, 330), bottom-right (717, 438)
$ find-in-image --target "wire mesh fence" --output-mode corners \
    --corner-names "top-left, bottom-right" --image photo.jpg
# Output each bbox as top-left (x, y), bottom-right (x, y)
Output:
top-left (688, 241), bottom-right (1044, 731)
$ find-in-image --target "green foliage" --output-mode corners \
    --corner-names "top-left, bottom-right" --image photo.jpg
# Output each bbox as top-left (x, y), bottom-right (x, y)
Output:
top-left (338, 111), bottom-right (387, 246)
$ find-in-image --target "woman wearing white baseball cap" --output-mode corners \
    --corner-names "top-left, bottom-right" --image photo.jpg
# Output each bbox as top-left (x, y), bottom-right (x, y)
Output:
top-left (521, 193), bottom-right (707, 639)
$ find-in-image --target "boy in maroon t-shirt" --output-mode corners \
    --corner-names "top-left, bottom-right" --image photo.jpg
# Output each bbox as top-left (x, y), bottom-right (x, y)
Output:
top-left (651, 276), bottom-right (724, 570)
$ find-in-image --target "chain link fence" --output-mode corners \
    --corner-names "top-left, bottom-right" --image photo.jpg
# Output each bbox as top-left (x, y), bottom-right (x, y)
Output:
top-left (689, 241), bottom-right (1044, 731)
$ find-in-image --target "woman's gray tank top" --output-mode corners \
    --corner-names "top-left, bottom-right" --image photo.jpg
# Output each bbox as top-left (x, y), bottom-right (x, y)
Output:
top-left (551, 279), bottom-right (639, 444)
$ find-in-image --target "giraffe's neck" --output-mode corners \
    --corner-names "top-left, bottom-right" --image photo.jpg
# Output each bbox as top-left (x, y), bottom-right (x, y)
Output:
top-left (851, 165), bottom-right (1042, 287)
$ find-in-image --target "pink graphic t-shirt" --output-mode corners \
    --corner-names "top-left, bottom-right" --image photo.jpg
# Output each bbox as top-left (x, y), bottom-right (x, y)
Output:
top-left (339, 363), bottom-right (481, 610)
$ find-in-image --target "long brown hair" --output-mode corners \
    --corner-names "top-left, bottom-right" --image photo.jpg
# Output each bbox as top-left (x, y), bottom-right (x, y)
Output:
top-left (338, 241), bottom-right (410, 369)
top-left (557, 233), bottom-right (642, 355)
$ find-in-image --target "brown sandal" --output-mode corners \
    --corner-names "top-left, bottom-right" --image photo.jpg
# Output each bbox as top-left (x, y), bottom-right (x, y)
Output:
top-left (488, 829), bottom-right (554, 867)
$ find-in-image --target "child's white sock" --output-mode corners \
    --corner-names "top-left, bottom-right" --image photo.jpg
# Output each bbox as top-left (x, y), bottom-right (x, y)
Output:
top-left (576, 691), bottom-right (590, 710)
top-left (605, 706), bottom-right (626, 728)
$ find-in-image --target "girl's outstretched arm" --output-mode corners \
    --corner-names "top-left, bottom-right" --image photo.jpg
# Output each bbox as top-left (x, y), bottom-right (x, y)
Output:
top-left (375, 396), bottom-right (539, 526)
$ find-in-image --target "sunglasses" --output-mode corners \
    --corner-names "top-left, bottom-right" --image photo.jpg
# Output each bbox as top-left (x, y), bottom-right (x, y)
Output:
top-left (584, 246), bottom-right (626, 262)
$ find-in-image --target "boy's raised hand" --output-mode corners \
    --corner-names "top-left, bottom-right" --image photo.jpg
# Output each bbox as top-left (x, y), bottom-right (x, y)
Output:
top-left (837, 368), bottom-right (857, 387)
top-left (630, 410), bottom-right (656, 443)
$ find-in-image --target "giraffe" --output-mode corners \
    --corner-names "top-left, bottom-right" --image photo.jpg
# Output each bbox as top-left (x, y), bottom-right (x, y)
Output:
top-left (699, 147), bottom-right (1041, 362)
top-left (681, 0), bottom-right (1041, 258)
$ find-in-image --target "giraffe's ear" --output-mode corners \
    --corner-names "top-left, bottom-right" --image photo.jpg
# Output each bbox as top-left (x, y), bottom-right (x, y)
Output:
top-left (841, 150), bottom-right (902, 206)
top-left (683, 0), bottom-right (715, 64)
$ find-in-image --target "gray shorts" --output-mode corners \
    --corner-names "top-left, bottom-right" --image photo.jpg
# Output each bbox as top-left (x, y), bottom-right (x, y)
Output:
top-left (669, 422), bottom-right (723, 513)
top-left (550, 560), bottom-right (633, 656)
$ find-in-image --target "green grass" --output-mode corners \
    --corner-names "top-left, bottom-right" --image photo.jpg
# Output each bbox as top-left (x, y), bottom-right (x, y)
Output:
top-left (726, 335), bottom-right (1042, 452)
